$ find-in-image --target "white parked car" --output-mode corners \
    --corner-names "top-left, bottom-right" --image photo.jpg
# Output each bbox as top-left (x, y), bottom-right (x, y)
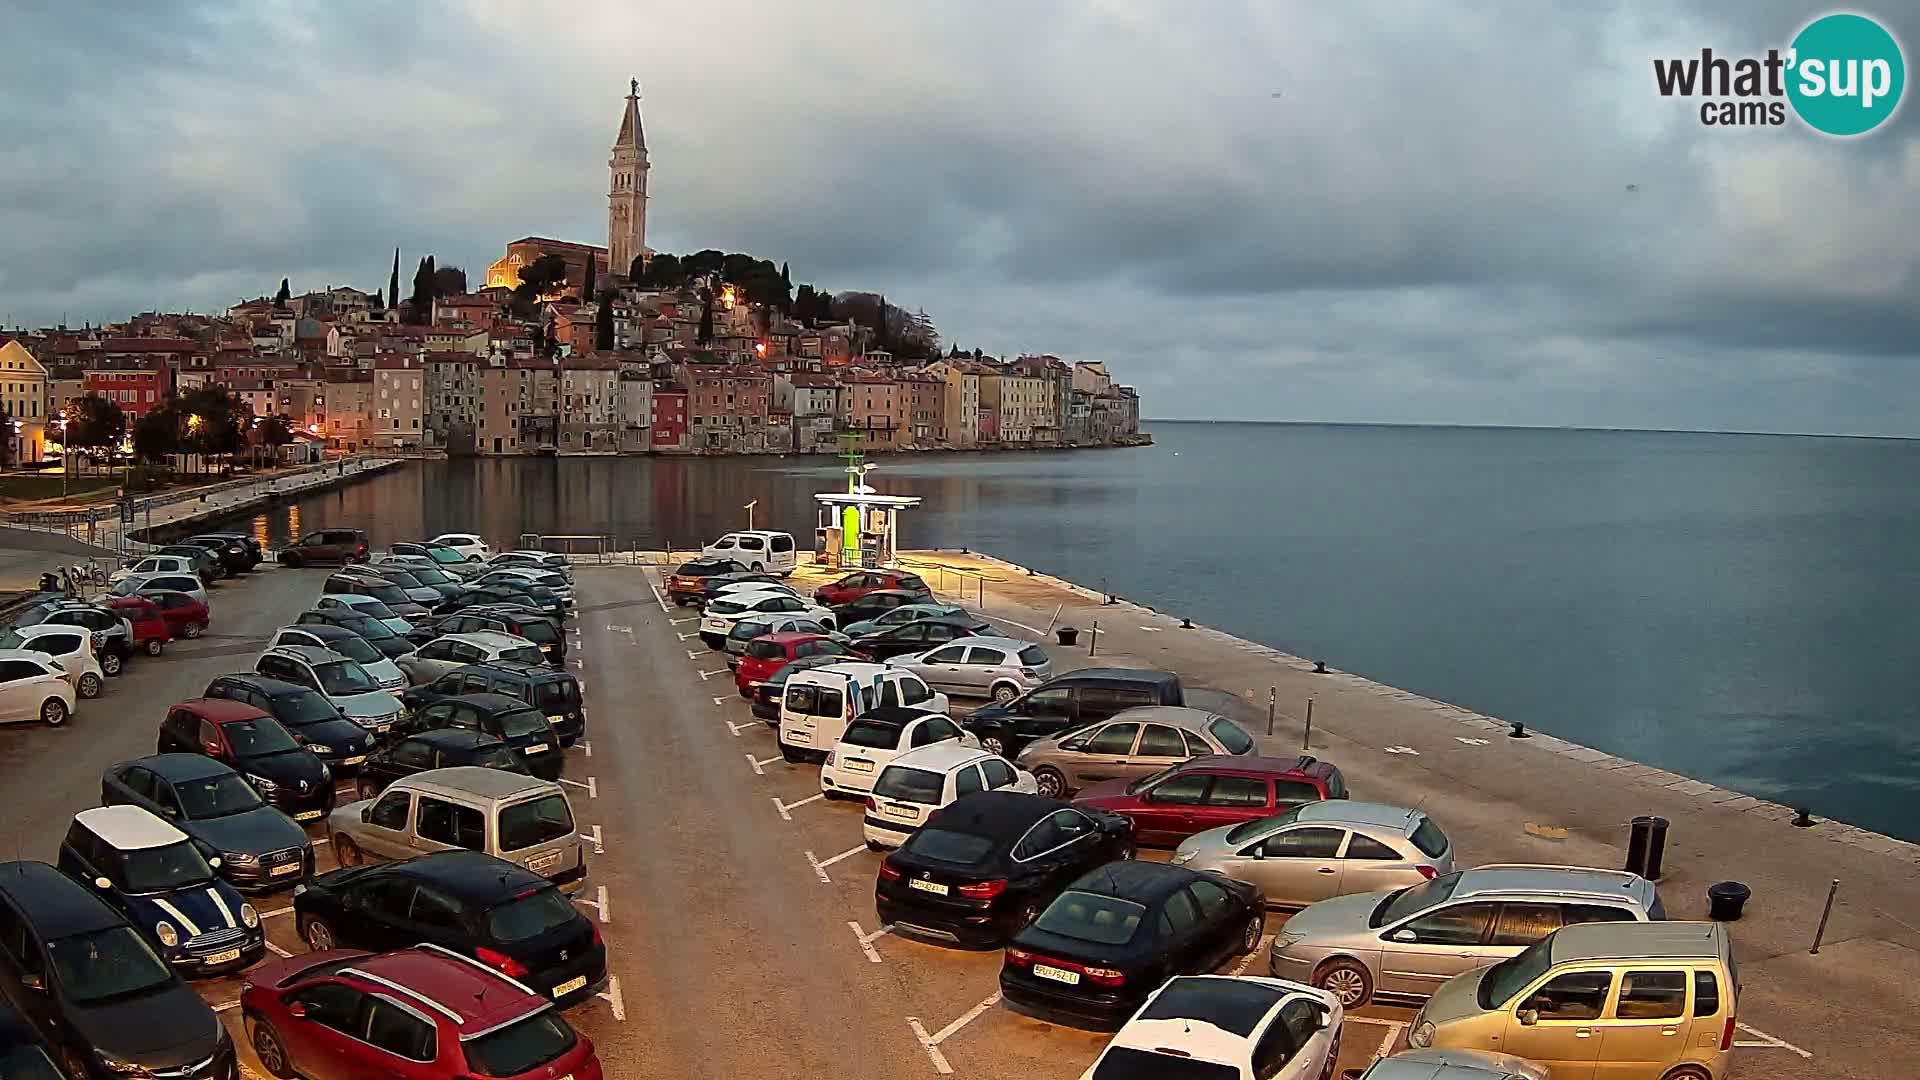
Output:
top-left (778, 662), bottom-right (949, 764)
top-left (1078, 976), bottom-right (1343, 1080)
top-left (0, 650), bottom-right (76, 726)
top-left (263, 625), bottom-right (409, 691)
top-left (429, 533), bottom-right (492, 562)
top-left (108, 555), bottom-right (200, 584)
top-left (863, 742), bottom-right (1037, 849)
top-left (397, 631), bottom-right (546, 686)
top-left (701, 590), bottom-right (835, 648)
top-left (709, 580), bottom-right (802, 602)
top-left (0, 624), bottom-right (106, 699)
top-left (109, 573), bottom-right (210, 609)
top-left (821, 707), bottom-right (975, 799)
top-left (491, 550), bottom-right (573, 578)
top-left (315, 593), bottom-right (413, 635)
top-left (702, 530), bottom-right (798, 575)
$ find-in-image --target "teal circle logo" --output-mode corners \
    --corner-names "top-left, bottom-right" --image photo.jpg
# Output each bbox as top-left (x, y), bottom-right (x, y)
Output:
top-left (1787, 12), bottom-right (1906, 136)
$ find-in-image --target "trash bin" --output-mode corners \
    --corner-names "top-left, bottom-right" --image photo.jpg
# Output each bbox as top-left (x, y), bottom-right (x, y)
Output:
top-left (1708, 881), bottom-right (1751, 921)
top-left (1625, 815), bottom-right (1670, 880)
top-left (1056, 627), bottom-right (1079, 647)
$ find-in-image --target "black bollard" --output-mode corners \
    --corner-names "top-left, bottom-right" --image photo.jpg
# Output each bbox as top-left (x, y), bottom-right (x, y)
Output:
top-left (1509, 721), bottom-right (1530, 738)
top-left (1625, 816), bottom-right (1670, 880)
top-left (1313, 660), bottom-right (1328, 674)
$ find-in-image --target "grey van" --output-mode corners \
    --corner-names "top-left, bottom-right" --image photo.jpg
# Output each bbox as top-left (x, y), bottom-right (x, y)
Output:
top-left (325, 766), bottom-right (588, 893)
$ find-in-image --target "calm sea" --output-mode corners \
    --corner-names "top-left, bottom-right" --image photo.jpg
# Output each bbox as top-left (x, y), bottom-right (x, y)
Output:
top-left (208, 423), bottom-right (1920, 841)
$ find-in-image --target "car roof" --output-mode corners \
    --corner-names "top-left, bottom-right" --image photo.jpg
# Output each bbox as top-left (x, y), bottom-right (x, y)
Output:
top-left (443, 691), bottom-right (539, 712)
top-left (857, 705), bottom-right (942, 727)
top-left (1362, 1049), bottom-right (1546, 1080)
top-left (1121, 976), bottom-right (1322, 1049)
top-left (125, 753), bottom-right (233, 782)
top-left (0, 861), bottom-right (128, 937)
top-left (868, 617), bottom-right (977, 634)
top-left (1106, 706), bottom-right (1226, 731)
top-left (890, 742), bottom-right (992, 772)
top-left (1452, 865), bottom-right (1656, 906)
top-left (471, 660), bottom-right (563, 679)
top-left (1169, 753), bottom-right (1332, 780)
top-left (923, 790), bottom-right (1057, 840)
top-left (399, 766), bottom-right (557, 801)
top-left (346, 946), bottom-right (547, 1036)
top-left (9, 623), bottom-right (81, 639)
top-left (1296, 800), bottom-right (1427, 832)
top-left (407, 729), bottom-right (505, 750)
top-left (431, 533), bottom-right (481, 542)
top-left (280, 622), bottom-right (357, 641)
top-left (216, 673), bottom-right (308, 699)
top-left (799, 662), bottom-right (892, 681)
top-left (1050, 667), bottom-right (1178, 686)
top-left (948, 635), bottom-right (1034, 651)
top-left (1067, 859), bottom-right (1201, 900)
top-left (1549, 921), bottom-right (1723, 963)
top-left (174, 696), bottom-right (273, 723)
top-left (760, 631), bottom-right (828, 645)
top-left (0, 649), bottom-right (56, 667)
top-left (715, 589), bottom-right (797, 604)
top-left (76, 805), bottom-right (189, 850)
top-left (369, 850), bottom-right (546, 903)
top-left (267, 644), bottom-right (353, 666)
top-left (846, 588), bottom-right (920, 599)
top-left (325, 593), bottom-right (383, 606)
top-left (443, 631), bottom-right (533, 650)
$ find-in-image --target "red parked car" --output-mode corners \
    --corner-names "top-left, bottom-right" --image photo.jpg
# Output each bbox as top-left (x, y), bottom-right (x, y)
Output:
top-left (142, 588), bottom-right (210, 639)
top-left (1071, 754), bottom-right (1348, 847)
top-left (732, 631), bottom-right (863, 697)
top-left (242, 945), bottom-right (605, 1080)
top-left (812, 569), bottom-right (933, 607)
top-left (102, 594), bottom-right (172, 655)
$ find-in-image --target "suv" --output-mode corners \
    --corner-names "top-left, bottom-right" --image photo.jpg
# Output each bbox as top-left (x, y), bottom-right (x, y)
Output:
top-left (57, 805), bottom-right (266, 975)
top-left (294, 606), bottom-right (415, 660)
top-left (157, 698), bottom-right (335, 822)
top-left (813, 569), bottom-right (932, 607)
top-left (1269, 864), bottom-right (1664, 1008)
top-left (264, 623), bottom-right (408, 690)
top-left (963, 667), bottom-right (1185, 757)
top-left (777, 662), bottom-right (949, 764)
top-left (10, 601), bottom-right (134, 674)
top-left (178, 534), bottom-right (254, 576)
top-left (409, 693), bottom-right (563, 779)
top-left (254, 644), bottom-right (407, 733)
top-left (203, 673), bottom-right (377, 771)
top-left (397, 631), bottom-right (547, 686)
top-left (353, 728), bottom-right (527, 799)
top-left (428, 606), bottom-right (567, 663)
top-left (404, 661), bottom-right (586, 747)
top-left (699, 590), bottom-right (836, 648)
top-left (1074, 754), bottom-right (1348, 847)
top-left (327, 766), bottom-right (587, 893)
top-left (322, 571), bottom-right (431, 620)
top-left (240, 944), bottom-right (605, 1080)
top-left (294, 850), bottom-right (606, 1005)
top-left (100, 754), bottom-right (313, 891)
top-left (0, 861), bottom-right (233, 1080)
top-left (191, 532), bottom-right (263, 571)
top-left (667, 558), bottom-right (750, 605)
top-left (278, 528), bottom-right (370, 567)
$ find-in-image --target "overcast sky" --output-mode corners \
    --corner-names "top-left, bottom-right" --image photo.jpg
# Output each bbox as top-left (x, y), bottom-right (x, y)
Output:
top-left (4, 1), bottom-right (1916, 434)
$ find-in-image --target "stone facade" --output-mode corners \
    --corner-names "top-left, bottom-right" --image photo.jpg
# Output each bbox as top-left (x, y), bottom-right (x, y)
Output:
top-left (607, 81), bottom-right (650, 280)
top-left (372, 355), bottom-right (425, 448)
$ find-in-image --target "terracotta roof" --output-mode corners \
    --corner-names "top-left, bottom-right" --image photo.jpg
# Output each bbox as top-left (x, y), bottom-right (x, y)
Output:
top-left (424, 350), bottom-right (481, 364)
top-left (100, 338), bottom-right (203, 353)
top-left (506, 236), bottom-right (607, 255)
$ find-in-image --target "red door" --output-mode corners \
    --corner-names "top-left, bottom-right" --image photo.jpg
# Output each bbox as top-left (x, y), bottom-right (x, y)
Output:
top-left (1187, 774), bottom-right (1275, 834)
top-left (1128, 772), bottom-right (1214, 845)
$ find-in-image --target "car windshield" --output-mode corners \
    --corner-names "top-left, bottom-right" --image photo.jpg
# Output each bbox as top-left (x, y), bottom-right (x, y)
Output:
top-left (902, 828), bottom-right (996, 865)
top-left (47, 927), bottom-right (175, 1004)
top-left (176, 773), bottom-right (265, 818)
top-left (1091, 1047), bottom-right (1239, 1080)
top-left (378, 569), bottom-right (422, 588)
top-left (1375, 872), bottom-right (1462, 927)
top-left (339, 613), bottom-right (397, 641)
top-left (1034, 891), bottom-right (1147, 946)
top-left (1478, 939), bottom-right (1556, 1009)
top-left (345, 597), bottom-right (398, 618)
top-left (0, 630), bottom-right (27, 650)
top-left (463, 1010), bottom-right (578, 1077)
top-left (426, 547), bottom-right (466, 566)
top-left (1018, 645), bottom-right (1050, 667)
top-left (534, 681), bottom-right (578, 710)
top-left (499, 708), bottom-right (549, 740)
top-left (501, 645), bottom-right (546, 666)
top-left (841, 721), bottom-right (903, 749)
top-left (319, 634), bottom-right (381, 664)
top-left (122, 839), bottom-right (216, 892)
top-left (1207, 716), bottom-right (1256, 755)
top-left (315, 660), bottom-right (378, 695)
top-left (223, 718), bottom-right (301, 756)
top-left (0, 1045), bottom-right (64, 1080)
top-left (708, 600), bottom-right (747, 615)
top-left (746, 639), bottom-right (786, 660)
top-left (730, 620), bottom-right (772, 641)
top-left (873, 766), bottom-right (945, 804)
top-left (1125, 765), bottom-right (1178, 795)
top-left (498, 794), bottom-right (574, 851)
top-left (407, 566), bottom-right (455, 585)
top-left (485, 888), bottom-right (577, 942)
top-left (281, 689), bottom-right (344, 724)
top-left (1225, 807), bottom-right (1302, 846)
top-left (515, 620), bottom-right (557, 643)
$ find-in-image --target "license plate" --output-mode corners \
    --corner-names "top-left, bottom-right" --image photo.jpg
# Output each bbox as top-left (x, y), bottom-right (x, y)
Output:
top-left (908, 879), bottom-right (949, 896)
top-left (881, 803), bottom-right (919, 822)
top-left (845, 759), bottom-right (874, 773)
top-left (294, 810), bottom-right (323, 821)
top-left (528, 850), bottom-right (560, 872)
top-left (374, 724), bottom-right (391, 735)
top-left (270, 862), bottom-right (301, 876)
top-left (546, 714), bottom-right (568, 726)
top-left (703, 620), bottom-right (723, 632)
top-left (524, 743), bottom-right (549, 755)
top-left (205, 948), bottom-right (243, 965)
top-left (552, 975), bottom-right (587, 998)
top-left (342, 755), bottom-right (367, 766)
top-left (1032, 964), bottom-right (1081, 985)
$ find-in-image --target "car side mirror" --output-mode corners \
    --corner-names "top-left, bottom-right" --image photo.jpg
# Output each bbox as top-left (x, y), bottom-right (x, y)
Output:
top-left (287, 1001), bottom-right (308, 1018)
top-left (1518, 1008), bottom-right (1540, 1027)
top-left (1316, 1005), bottom-right (1334, 1029)
top-left (92, 876), bottom-right (111, 890)
top-left (1391, 928), bottom-right (1418, 943)
top-left (1340, 1070), bottom-right (1366, 1080)
top-left (208, 856), bottom-right (222, 869)
top-left (1060, 739), bottom-right (1086, 752)
top-left (20, 973), bottom-right (44, 992)
top-left (361, 806), bottom-right (373, 823)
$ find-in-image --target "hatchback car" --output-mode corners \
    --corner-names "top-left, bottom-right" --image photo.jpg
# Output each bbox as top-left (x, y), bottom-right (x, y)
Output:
top-left (0, 624), bottom-right (106, 699)
top-left (888, 635), bottom-right (1054, 705)
top-left (1085, 975), bottom-right (1342, 1080)
top-left (398, 631), bottom-right (546, 686)
top-left (354, 728), bottom-right (528, 799)
top-left (964, 668), bottom-right (1186, 757)
top-left (255, 644), bottom-right (409, 733)
top-left (389, 541), bottom-right (483, 579)
top-left (58, 805), bottom-right (266, 976)
top-left (864, 743), bottom-right (1039, 849)
top-left (1001, 860), bottom-right (1267, 1030)
top-left (328, 767), bottom-right (588, 892)
top-left (839, 601), bottom-right (989, 638)
top-left (109, 554), bottom-right (201, 584)
top-left (449, 577), bottom-right (565, 621)
top-left (708, 577), bottom-right (801, 603)
top-left (317, 591), bottom-right (417, 634)
top-left (327, 567), bottom-right (436, 612)
top-left (408, 692), bottom-right (564, 779)
top-left (722, 612), bottom-right (836, 656)
top-left (11, 600), bottom-right (134, 673)
top-left (203, 673), bottom-right (377, 770)
top-left (734, 631), bottom-right (860, 696)
top-left (101, 754), bottom-right (312, 891)
top-left (701, 590), bottom-right (836, 647)
top-left (417, 606), bottom-right (567, 661)
top-left (1344, 1049), bottom-right (1550, 1080)
top-left (1075, 754), bottom-right (1350, 847)
top-left (179, 534), bottom-right (255, 576)
top-left (1019, 705), bottom-right (1259, 798)
top-left (141, 588), bottom-right (213, 639)
top-left (428, 532), bottom-right (492, 561)
top-left (360, 562), bottom-right (454, 603)
top-left (814, 570), bottom-right (933, 607)
top-left (102, 594), bottom-right (172, 655)
top-left (1174, 802), bottom-right (1455, 910)
top-left (151, 543), bottom-right (224, 582)
top-left (0, 652), bottom-right (76, 727)
top-left (294, 850), bottom-right (606, 1005)
top-left (826, 588), bottom-right (938, 627)
top-left (241, 944), bottom-right (606, 1080)
top-left (492, 549), bottom-right (573, 575)
top-left (0, 860), bottom-right (233, 1080)
top-left (198, 531), bottom-right (265, 569)
top-left (404, 661), bottom-right (586, 747)
top-left (822, 707), bottom-right (974, 798)
top-left (666, 557), bottom-right (750, 605)
top-left (278, 527), bottom-right (370, 567)
top-left (295, 605), bottom-right (416, 659)
top-left (476, 567), bottom-right (575, 606)
top-left (156, 698), bottom-right (335, 822)
top-left (875, 790), bottom-right (1134, 947)
top-left (111, 572), bottom-right (211, 609)
top-left (1268, 864), bottom-right (1664, 1008)
top-left (846, 617), bottom-right (983, 661)
top-left (265, 623), bottom-right (409, 690)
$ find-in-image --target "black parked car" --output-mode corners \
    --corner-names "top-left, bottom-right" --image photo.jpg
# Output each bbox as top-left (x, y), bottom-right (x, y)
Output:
top-left (0, 999), bottom-right (62, 1080)
top-left (964, 668), bottom-right (1187, 758)
top-left (354, 728), bottom-right (527, 799)
top-left (405, 692), bottom-right (563, 780)
top-left (100, 754), bottom-right (312, 892)
top-left (198, 531), bottom-right (264, 569)
top-left (404, 661), bottom-right (586, 746)
top-left (293, 607), bottom-right (415, 660)
top-left (157, 699), bottom-right (335, 823)
top-left (877, 791), bottom-right (1135, 948)
top-left (202, 673), bottom-right (377, 771)
top-left (0, 861), bottom-right (233, 1080)
top-left (847, 618), bottom-right (983, 661)
top-left (410, 606), bottom-right (566, 663)
top-left (829, 588), bottom-right (935, 626)
top-left (10, 600), bottom-right (134, 672)
top-left (179, 534), bottom-right (253, 576)
top-left (433, 586), bottom-right (548, 618)
top-left (293, 851), bottom-right (606, 1006)
top-left (751, 654), bottom-right (848, 722)
top-left (153, 544), bottom-right (226, 583)
top-left (464, 578), bottom-right (565, 621)
top-left (365, 562), bottom-right (462, 601)
top-left (999, 860), bottom-right (1266, 1030)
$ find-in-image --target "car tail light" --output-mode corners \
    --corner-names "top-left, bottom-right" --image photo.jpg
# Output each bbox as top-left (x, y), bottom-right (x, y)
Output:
top-left (474, 947), bottom-right (530, 978)
top-left (590, 924), bottom-right (602, 948)
top-left (957, 879), bottom-right (1007, 900)
top-left (824, 752), bottom-right (836, 766)
top-left (865, 796), bottom-right (878, 811)
top-left (1720, 1016), bottom-right (1735, 1052)
top-left (877, 860), bottom-right (903, 882)
top-left (1416, 865), bottom-right (1440, 880)
top-left (1004, 947), bottom-right (1033, 967)
top-left (1082, 966), bottom-right (1127, 986)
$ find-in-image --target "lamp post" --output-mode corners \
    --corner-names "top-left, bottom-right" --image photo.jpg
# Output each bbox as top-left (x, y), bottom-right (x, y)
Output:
top-left (743, 499), bottom-right (757, 531)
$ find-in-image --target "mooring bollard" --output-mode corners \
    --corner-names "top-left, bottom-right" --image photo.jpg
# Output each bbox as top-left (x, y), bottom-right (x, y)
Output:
top-left (1266, 687), bottom-right (1277, 736)
top-left (1810, 878), bottom-right (1839, 954)
top-left (1303, 697), bottom-right (1314, 749)
top-left (1088, 620), bottom-right (1099, 657)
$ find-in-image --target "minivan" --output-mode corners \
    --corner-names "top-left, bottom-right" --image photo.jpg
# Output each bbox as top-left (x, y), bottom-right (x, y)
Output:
top-left (961, 668), bottom-right (1185, 757)
top-left (1409, 921), bottom-right (1736, 1080)
top-left (703, 530), bottom-right (798, 575)
top-left (777, 662), bottom-right (948, 764)
top-left (277, 528), bottom-right (369, 567)
top-left (325, 766), bottom-right (589, 893)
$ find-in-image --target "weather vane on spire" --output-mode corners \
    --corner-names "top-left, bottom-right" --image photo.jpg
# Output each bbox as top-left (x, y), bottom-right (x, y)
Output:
top-left (630, 77), bottom-right (639, 98)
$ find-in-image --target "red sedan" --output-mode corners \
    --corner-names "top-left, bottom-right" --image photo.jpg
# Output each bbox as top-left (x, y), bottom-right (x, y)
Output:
top-left (812, 569), bottom-right (932, 607)
top-left (143, 589), bottom-right (210, 639)
top-left (734, 631), bottom-right (862, 697)
top-left (242, 946), bottom-right (605, 1080)
top-left (1071, 754), bottom-right (1349, 846)
top-left (102, 595), bottom-right (172, 655)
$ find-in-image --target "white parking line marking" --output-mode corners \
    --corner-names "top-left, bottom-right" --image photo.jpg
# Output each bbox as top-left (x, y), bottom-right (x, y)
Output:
top-left (649, 583), bottom-right (670, 612)
top-left (815, 845), bottom-right (867, 870)
top-left (1455, 737), bottom-right (1490, 746)
top-left (214, 999), bottom-right (242, 1013)
top-left (605, 624), bottom-right (631, 634)
top-left (686, 649), bottom-right (704, 660)
top-left (1227, 935), bottom-right (1272, 976)
top-left (848, 920), bottom-right (893, 963)
top-left (669, 617), bottom-right (697, 626)
top-left (597, 976), bottom-right (626, 1021)
top-left (311, 836), bottom-right (330, 846)
top-left (678, 632), bottom-right (699, 641)
top-left (746, 753), bottom-right (785, 775)
top-left (1137, 626), bottom-right (1162, 632)
top-left (727, 719), bottom-right (758, 736)
top-left (569, 659), bottom-right (583, 669)
top-left (773, 793), bottom-right (825, 821)
top-left (714, 696), bottom-right (729, 707)
top-left (570, 884), bottom-right (612, 923)
top-left (804, 843), bottom-right (866, 882)
top-left (1345, 1017), bottom-right (1406, 1059)
top-left (258, 906), bottom-right (294, 920)
top-left (1384, 745), bottom-right (1420, 755)
top-left (699, 668), bottom-right (728, 679)
top-left (588, 824), bottom-right (604, 854)
top-left (266, 941), bottom-right (292, 958)
top-left (907, 992), bottom-right (1001, 1074)
top-left (559, 776), bottom-right (598, 798)
top-left (580, 740), bottom-right (593, 757)
top-left (1735, 1022), bottom-right (1813, 1057)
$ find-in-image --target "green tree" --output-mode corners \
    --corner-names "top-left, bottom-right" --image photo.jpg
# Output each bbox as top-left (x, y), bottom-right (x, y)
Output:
top-left (518, 253), bottom-right (570, 295)
top-left (594, 297), bottom-right (615, 351)
top-left (698, 288), bottom-right (714, 345)
top-left (432, 264), bottom-right (468, 296)
top-left (64, 394), bottom-right (126, 470)
top-left (642, 252), bottom-right (683, 288)
top-left (0, 411), bottom-right (15, 468)
top-left (409, 257), bottom-right (433, 321)
top-left (256, 414), bottom-right (293, 465)
top-left (132, 405), bottom-right (180, 466)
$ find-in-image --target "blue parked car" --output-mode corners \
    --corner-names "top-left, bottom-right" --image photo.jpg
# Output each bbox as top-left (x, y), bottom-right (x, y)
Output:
top-left (57, 805), bottom-right (265, 977)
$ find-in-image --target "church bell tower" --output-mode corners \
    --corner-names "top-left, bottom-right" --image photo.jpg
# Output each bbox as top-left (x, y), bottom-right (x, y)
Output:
top-left (608, 78), bottom-right (649, 283)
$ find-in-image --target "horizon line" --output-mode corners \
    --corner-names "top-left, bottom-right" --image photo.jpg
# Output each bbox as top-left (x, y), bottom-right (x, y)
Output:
top-left (1139, 418), bottom-right (1920, 443)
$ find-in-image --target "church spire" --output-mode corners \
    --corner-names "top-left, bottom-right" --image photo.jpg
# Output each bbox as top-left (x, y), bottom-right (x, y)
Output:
top-left (615, 78), bottom-right (645, 151)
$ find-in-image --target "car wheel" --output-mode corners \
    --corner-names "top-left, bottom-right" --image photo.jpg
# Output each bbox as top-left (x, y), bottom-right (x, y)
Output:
top-left (991, 683), bottom-right (1018, 704)
top-left (145, 638), bottom-right (165, 656)
top-left (1033, 766), bottom-right (1067, 799)
top-left (184, 621), bottom-right (206, 639)
top-left (101, 652), bottom-right (123, 676)
top-left (333, 836), bottom-right (363, 866)
top-left (1240, 912), bottom-right (1265, 954)
top-left (751, 562), bottom-right (764, 572)
top-left (61, 1046), bottom-right (91, 1080)
top-left (1314, 958), bottom-right (1373, 1008)
top-left (251, 1020), bottom-right (296, 1079)
top-left (280, 553), bottom-right (302, 568)
top-left (78, 673), bottom-right (102, 699)
top-left (1660, 1069), bottom-right (1713, 1080)
top-left (301, 915), bottom-right (337, 952)
top-left (1118, 840), bottom-right (1136, 861)
top-left (779, 742), bottom-right (803, 764)
top-left (979, 734), bottom-right (1007, 757)
top-left (865, 839), bottom-right (887, 852)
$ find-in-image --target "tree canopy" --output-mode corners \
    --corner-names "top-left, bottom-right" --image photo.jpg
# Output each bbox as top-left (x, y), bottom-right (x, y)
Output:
top-left (432, 264), bottom-right (468, 296)
top-left (64, 394), bottom-right (126, 452)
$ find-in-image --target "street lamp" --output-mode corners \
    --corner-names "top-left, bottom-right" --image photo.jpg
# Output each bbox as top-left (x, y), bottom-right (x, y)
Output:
top-left (744, 499), bottom-right (757, 531)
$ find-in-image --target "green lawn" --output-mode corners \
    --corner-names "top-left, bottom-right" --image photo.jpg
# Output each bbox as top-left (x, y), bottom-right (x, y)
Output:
top-left (0, 472), bottom-right (124, 503)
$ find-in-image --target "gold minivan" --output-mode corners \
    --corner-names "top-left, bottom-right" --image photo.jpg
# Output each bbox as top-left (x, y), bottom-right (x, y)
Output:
top-left (1407, 921), bottom-right (1736, 1079)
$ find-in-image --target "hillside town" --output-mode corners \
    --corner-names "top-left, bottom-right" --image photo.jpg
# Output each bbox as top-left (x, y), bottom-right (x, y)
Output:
top-left (0, 82), bottom-right (1144, 465)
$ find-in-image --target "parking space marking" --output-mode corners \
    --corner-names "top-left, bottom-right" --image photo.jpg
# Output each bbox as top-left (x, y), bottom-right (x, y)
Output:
top-left (678, 632), bottom-right (699, 641)
top-left (686, 649), bottom-right (704, 660)
top-left (214, 999), bottom-right (242, 1013)
top-left (1383, 745), bottom-right (1420, 755)
top-left (559, 776), bottom-right (598, 798)
top-left (597, 976), bottom-right (626, 1021)
top-left (648, 584), bottom-right (670, 612)
top-left (1346, 1017), bottom-right (1406, 1060)
top-left (714, 696), bottom-right (730, 707)
top-left (573, 885), bottom-right (611, 924)
top-left (1736, 1022), bottom-right (1812, 1058)
top-left (699, 668), bottom-right (729, 680)
top-left (746, 753), bottom-right (784, 776)
top-left (266, 941), bottom-right (292, 958)
top-left (848, 920), bottom-right (893, 963)
top-left (569, 658), bottom-right (583, 669)
top-left (773, 793), bottom-right (825, 821)
top-left (1227, 935), bottom-right (1272, 976)
top-left (311, 836), bottom-right (330, 846)
top-left (805, 843), bottom-right (867, 883)
top-left (588, 824), bottom-right (604, 853)
top-left (604, 624), bottom-right (631, 634)
top-left (727, 719), bottom-right (759, 736)
top-left (670, 617), bottom-right (697, 626)
top-left (579, 740), bottom-right (593, 757)
top-left (258, 906), bottom-right (293, 920)
top-left (907, 991), bottom-right (1001, 1075)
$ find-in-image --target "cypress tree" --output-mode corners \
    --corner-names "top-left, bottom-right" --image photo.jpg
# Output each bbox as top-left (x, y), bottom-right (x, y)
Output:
top-left (388, 248), bottom-right (400, 311)
top-left (583, 257), bottom-right (598, 302)
top-left (698, 289), bottom-right (714, 345)
top-left (594, 296), bottom-right (615, 351)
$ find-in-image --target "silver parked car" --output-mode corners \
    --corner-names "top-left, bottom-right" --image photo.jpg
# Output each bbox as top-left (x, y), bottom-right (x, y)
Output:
top-left (327, 766), bottom-right (589, 893)
top-left (885, 634), bottom-right (1052, 702)
top-left (1343, 1048), bottom-right (1549, 1080)
top-left (1014, 705), bottom-right (1256, 798)
top-left (396, 631), bottom-right (546, 685)
top-left (1269, 864), bottom-right (1662, 1008)
top-left (1172, 801), bottom-right (1454, 908)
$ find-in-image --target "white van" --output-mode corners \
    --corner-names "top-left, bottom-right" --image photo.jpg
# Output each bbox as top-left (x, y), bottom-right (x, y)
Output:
top-left (702, 531), bottom-right (798, 575)
top-left (777, 662), bottom-right (948, 764)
